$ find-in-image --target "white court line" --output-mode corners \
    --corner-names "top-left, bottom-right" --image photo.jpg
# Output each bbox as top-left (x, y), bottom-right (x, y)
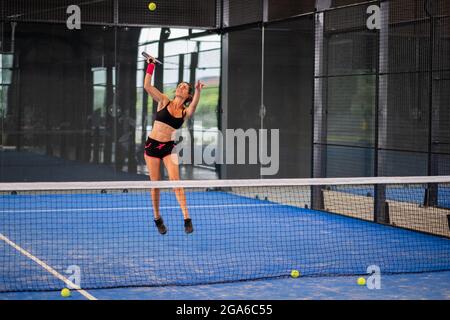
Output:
top-left (0, 203), bottom-right (280, 214)
top-left (0, 233), bottom-right (97, 300)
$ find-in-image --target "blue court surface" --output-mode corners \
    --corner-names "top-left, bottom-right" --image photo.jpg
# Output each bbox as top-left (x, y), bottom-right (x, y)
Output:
top-left (1, 271), bottom-right (449, 300)
top-left (1, 187), bottom-right (450, 299)
top-left (336, 185), bottom-right (450, 208)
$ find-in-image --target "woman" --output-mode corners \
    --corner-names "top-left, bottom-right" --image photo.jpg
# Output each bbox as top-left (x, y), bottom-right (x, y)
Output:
top-left (143, 55), bottom-right (205, 235)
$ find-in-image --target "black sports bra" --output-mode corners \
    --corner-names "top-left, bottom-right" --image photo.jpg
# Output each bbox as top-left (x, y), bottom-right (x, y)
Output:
top-left (155, 101), bottom-right (185, 129)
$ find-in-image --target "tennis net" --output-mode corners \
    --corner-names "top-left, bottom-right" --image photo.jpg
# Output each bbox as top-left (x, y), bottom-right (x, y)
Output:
top-left (1, 176), bottom-right (450, 292)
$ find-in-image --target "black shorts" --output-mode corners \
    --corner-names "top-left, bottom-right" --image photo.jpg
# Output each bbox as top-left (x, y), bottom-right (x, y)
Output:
top-left (144, 137), bottom-right (176, 159)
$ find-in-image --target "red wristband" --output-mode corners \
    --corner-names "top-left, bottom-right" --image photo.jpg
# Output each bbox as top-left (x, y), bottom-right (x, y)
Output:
top-left (146, 63), bottom-right (155, 75)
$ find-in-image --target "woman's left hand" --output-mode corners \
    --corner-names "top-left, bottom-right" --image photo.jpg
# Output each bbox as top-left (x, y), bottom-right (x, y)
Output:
top-left (195, 80), bottom-right (206, 91)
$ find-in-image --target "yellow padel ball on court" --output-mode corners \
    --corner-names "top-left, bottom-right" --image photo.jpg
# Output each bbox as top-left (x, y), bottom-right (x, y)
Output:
top-left (148, 2), bottom-right (157, 11)
top-left (357, 277), bottom-right (366, 286)
top-left (61, 288), bottom-right (71, 297)
top-left (291, 270), bottom-right (300, 278)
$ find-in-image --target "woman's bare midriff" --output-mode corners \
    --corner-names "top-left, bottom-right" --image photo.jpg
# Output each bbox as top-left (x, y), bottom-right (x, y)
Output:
top-left (149, 120), bottom-right (177, 142)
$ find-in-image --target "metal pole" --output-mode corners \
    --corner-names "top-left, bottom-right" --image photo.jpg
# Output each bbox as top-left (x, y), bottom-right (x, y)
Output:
top-left (425, 0), bottom-right (438, 206)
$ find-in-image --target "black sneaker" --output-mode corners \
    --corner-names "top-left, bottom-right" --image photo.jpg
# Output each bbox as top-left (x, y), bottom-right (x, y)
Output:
top-left (154, 217), bottom-right (167, 235)
top-left (184, 218), bottom-right (193, 234)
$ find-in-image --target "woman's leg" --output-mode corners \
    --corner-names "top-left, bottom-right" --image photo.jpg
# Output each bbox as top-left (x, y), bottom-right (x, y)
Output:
top-left (163, 153), bottom-right (190, 221)
top-left (144, 154), bottom-right (162, 220)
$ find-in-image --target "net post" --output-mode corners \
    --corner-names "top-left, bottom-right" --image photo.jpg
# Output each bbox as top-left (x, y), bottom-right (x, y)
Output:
top-left (424, 183), bottom-right (438, 207)
top-left (374, 183), bottom-right (389, 224)
top-left (311, 185), bottom-right (324, 210)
